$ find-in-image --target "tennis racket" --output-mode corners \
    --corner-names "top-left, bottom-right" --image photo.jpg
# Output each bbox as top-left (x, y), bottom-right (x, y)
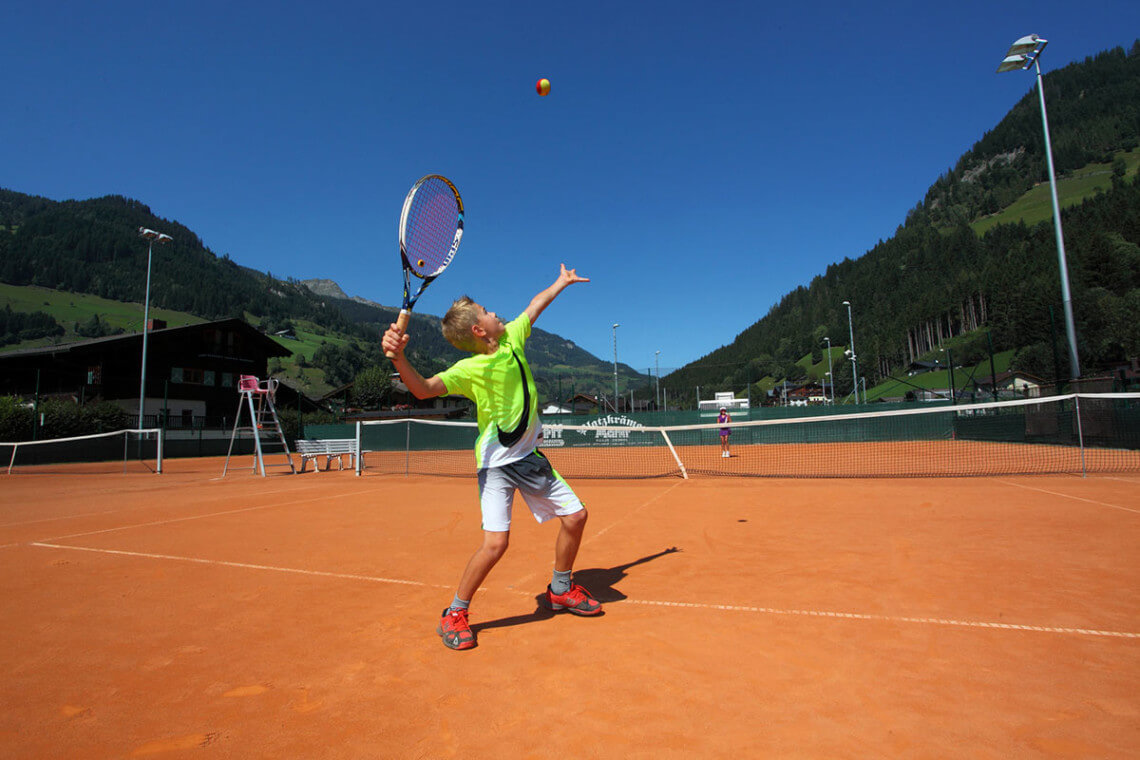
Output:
top-left (384, 174), bottom-right (464, 358)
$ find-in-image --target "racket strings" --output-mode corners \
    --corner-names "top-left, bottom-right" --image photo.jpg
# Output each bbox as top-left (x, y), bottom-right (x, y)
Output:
top-left (405, 179), bottom-right (460, 276)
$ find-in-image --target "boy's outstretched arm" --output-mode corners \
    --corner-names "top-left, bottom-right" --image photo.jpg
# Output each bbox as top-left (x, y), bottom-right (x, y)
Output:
top-left (524, 264), bottom-right (590, 325)
top-left (382, 323), bottom-right (447, 399)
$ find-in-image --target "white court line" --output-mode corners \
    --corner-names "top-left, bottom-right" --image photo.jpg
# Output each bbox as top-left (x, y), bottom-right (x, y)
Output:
top-left (509, 480), bottom-right (687, 591)
top-left (590, 480), bottom-right (687, 540)
top-left (37, 487), bottom-right (381, 542)
top-left (30, 542), bottom-right (453, 589)
top-left (0, 481), bottom-right (346, 531)
top-left (997, 480), bottom-right (1140, 514)
top-left (29, 541), bottom-right (1137, 640)
top-left (621, 598), bottom-right (1140, 639)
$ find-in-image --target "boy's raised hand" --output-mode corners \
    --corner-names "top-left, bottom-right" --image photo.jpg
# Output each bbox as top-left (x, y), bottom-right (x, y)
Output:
top-left (559, 263), bottom-right (589, 285)
top-left (526, 263), bottom-right (591, 325)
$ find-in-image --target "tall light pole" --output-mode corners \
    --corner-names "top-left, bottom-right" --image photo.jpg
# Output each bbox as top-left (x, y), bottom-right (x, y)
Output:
top-left (612, 323), bottom-right (620, 414)
top-left (997, 34), bottom-right (1080, 381)
top-left (137, 227), bottom-right (173, 427)
top-left (822, 337), bottom-right (834, 404)
top-left (655, 350), bottom-right (661, 411)
top-left (842, 301), bottom-right (859, 404)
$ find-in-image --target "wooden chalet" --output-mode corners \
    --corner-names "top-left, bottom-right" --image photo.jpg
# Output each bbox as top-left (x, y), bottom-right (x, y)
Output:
top-left (0, 318), bottom-right (294, 424)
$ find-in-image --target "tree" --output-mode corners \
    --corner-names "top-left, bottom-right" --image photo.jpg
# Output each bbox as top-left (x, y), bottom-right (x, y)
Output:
top-left (352, 366), bottom-right (393, 409)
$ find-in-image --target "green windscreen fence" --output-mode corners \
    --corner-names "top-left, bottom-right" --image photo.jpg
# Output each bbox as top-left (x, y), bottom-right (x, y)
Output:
top-left (306, 394), bottom-right (1140, 479)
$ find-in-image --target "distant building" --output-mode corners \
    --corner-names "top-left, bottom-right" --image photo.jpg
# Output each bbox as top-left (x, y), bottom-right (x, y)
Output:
top-left (335, 378), bottom-right (473, 420)
top-left (0, 318), bottom-right (295, 423)
top-left (698, 391), bottom-right (750, 415)
top-left (975, 370), bottom-right (1047, 398)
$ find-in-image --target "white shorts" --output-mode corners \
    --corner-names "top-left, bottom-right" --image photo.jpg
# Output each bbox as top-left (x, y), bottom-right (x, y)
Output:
top-left (477, 451), bottom-right (584, 532)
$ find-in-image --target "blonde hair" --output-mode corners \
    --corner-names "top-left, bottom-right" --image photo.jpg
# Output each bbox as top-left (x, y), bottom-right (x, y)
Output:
top-left (442, 296), bottom-right (482, 352)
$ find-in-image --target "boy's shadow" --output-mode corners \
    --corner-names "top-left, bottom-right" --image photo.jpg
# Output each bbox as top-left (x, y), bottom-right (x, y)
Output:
top-left (472, 547), bottom-right (681, 634)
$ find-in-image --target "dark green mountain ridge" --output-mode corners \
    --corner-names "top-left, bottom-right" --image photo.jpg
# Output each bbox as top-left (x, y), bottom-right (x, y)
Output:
top-left (666, 41), bottom-right (1140, 398)
top-left (0, 191), bottom-right (647, 401)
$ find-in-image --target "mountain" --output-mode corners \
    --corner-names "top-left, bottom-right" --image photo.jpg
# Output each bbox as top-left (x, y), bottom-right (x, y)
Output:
top-left (665, 41), bottom-right (1140, 397)
top-left (300, 279), bottom-right (352, 301)
top-left (0, 191), bottom-right (648, 401)
top-left (296, 278), bottom-right (638, 401)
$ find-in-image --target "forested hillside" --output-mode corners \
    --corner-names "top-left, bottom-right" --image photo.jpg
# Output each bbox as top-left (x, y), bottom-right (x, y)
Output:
top-left (0, 191), bottom-right (646, 400)
top-left (668, 42), bottom-right (1140, 397)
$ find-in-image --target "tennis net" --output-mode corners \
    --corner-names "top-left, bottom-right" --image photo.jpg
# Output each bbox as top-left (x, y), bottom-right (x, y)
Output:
top-left (351, 393), bottom-right (1140, 479)
top-left (3, 428), bottom-right (163, 475)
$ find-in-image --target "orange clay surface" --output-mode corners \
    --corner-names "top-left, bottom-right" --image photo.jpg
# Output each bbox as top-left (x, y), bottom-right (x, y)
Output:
top-left (1, 457), bottom-right (1139, 758)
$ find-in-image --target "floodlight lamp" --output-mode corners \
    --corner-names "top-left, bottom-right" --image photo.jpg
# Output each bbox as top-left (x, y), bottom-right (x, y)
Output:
top-left (997, 55), bottom-right (1028, 73)
top-left (998, 35), bottom-right (1047, 73)
top-left (156, 233), bottom-right (174, 244)
top-left (1006, 34), bottom-right (1044, 57)
top-left (613, 323), bottom-right (620, 329)
top-left (842, 300), bottom-right (850, 306)
top-left (138, 227), bottom-right (159, 240)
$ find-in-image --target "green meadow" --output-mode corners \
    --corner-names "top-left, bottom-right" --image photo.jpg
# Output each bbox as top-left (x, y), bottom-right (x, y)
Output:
top-left (0, 282), bottom-right (204, 347)
top-left (971, 147), bottom-right (1140, 237)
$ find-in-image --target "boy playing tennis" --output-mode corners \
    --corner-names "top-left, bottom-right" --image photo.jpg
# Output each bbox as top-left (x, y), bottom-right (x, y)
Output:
top-left (381, 264), bottom-right (602, 650)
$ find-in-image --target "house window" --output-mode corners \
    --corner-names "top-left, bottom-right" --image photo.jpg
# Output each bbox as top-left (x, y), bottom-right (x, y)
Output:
top-left (171, 368), bottom-right (206, 384)
top-left (221, 373), bottom-right (235, 388)
top-left (203, 370), bottom-right (216, 386)
top-left (87, 365), bottom-right (102, 385)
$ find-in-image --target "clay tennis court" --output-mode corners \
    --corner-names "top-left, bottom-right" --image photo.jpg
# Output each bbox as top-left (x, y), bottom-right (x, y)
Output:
top-left (2, 458), bottom-right (1139, 758)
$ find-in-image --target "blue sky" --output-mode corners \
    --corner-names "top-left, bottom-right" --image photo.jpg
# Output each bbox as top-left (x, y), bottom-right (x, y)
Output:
top-left (3, 1), bottom-right (1138, 374)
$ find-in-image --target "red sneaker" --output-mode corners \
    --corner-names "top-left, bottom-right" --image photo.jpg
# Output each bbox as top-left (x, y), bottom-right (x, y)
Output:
top-left (545, 583), bottom-right (603, 616)
top-left (437, 607), bottom-right (476, 650)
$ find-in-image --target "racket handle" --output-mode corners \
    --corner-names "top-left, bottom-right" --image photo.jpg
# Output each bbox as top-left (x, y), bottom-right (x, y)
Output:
top-left (384, 309), bottom-right (411, 359)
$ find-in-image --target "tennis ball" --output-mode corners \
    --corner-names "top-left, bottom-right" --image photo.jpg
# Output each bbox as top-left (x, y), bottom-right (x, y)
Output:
top-left (536, 78), bottom-right (551, 96)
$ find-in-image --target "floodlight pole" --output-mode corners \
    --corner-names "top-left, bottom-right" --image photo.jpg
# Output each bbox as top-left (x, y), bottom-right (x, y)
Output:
top-left (137, 228), bottom-right (172, 428)
top-left (823, 337), bottom-right (834, 404)
top-left (997, 35), bottom-right (1080, 381)
top-left (655, 350), bottom-right (661, 410)
top-left (842, 301), bottom-right (859, 404)
top-left (612, 323), bottom-right (620, 414)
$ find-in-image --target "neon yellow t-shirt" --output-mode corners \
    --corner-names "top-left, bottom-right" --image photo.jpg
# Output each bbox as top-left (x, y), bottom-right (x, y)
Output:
top-left (438, 313), bottom-right (540, 469)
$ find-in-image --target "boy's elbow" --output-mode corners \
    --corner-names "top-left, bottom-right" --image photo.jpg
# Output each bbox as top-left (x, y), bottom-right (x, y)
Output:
top-left (413, 378), bottom-right (446, 399)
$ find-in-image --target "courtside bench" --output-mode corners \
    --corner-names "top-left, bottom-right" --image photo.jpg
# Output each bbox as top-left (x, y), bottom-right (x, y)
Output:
top-left (295, 438), bottom-right (358, 472)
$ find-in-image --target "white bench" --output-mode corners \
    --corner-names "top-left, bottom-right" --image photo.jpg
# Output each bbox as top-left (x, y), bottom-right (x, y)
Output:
top-left (295, 438), bottom-right (358, 472)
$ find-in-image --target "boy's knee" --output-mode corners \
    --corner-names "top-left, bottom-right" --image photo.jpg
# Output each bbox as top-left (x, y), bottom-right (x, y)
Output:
top-left (561, 508), bottom-right (588, 530)
top-left (481, 532), bottom-right (510, 558)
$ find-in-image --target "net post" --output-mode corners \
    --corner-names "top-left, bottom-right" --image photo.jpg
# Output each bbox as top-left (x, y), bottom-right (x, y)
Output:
top-left (1074, 394), bottom-right (1087, 478)
top-left (404, 419), bottom-right (411, 476)
top-left (355, 421), bottom-right (362, 477)
top-left (7, 443), bottom-right (17, 475)
top-left (156, 429), bottom-right (163, 474)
